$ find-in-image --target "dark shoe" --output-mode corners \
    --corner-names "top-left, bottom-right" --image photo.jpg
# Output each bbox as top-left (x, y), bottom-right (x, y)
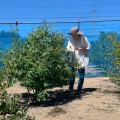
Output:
top-left (64, 89), bottom-right (73, 93)
top-left (74, 90), bottom-right (81, 95)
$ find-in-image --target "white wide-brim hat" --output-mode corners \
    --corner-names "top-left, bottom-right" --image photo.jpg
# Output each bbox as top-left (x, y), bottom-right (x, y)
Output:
top-left (68, 26), bottom-right (84, 35)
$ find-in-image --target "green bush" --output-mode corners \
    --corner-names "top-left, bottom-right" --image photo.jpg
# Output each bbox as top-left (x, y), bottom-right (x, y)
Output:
top-left (107, 33), bottom-right (120, 85)
top-left (0, 54), bottom-right (35, 119)
top-left (0, 91), bottom-right (35, 120)
top-left (1, 22), bottom-right (73, 102)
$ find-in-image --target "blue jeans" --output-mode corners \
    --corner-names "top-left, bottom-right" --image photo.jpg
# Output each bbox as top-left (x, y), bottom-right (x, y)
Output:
top-left (69, 67), bottom-right (85, 92)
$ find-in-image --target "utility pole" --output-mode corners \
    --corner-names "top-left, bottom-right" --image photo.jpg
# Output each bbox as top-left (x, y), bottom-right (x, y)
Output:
top-left (91, 6), bottom-right (98, 40)
top-left (16, 20), bottom-right (18, 31)
top-left (78, 18), bottom-right (80, 29)
top-left (15, 20), bottom-right (18, 40)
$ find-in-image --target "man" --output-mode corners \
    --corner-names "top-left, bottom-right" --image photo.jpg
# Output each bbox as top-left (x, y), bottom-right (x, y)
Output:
top-left (66, 26), bottom-right (90, 94)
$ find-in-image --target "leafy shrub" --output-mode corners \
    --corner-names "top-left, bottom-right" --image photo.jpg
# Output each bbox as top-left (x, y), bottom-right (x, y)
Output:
top-left (0, 91), bottom-right (35, 120)
top-left (107, 33), bottom-right (120, 85)
top-left (1, 22), bottom-right (73, 102)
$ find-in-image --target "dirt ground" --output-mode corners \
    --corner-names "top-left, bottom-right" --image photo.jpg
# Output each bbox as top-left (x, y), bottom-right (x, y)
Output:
top-left (7, 77), bottom-right (120, 120)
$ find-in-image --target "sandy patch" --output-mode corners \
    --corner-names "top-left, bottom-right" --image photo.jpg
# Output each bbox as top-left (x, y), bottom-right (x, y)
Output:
top-left (7, 77), bottom-right (120, 120)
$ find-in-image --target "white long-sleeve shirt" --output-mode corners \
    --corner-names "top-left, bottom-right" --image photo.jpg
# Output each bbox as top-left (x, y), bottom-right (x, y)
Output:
top-left (67, 36), bottom-right (90, 68)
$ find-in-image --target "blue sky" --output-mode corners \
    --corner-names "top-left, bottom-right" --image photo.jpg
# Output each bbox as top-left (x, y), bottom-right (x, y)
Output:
top-left (0, 0), bottom-right (120, 42)
top-left (1, 0), bottom-right (120, 22)
top-left (0, 0), bottom-right (120, 22)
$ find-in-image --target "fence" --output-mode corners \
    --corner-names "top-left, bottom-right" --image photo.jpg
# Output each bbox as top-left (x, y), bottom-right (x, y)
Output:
top-left (0, 19), bottom-right (120, 77)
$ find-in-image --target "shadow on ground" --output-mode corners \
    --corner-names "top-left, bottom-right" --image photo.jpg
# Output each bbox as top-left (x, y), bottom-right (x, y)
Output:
top-left (82, 88), bottom-right (97, 93)
top-left (21, 87), bottom-right (97, 107)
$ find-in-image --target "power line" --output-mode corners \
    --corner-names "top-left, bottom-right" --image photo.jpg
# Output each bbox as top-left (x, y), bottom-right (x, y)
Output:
top-left (1, 19), bottom-right (120, 24)
top-left (7, 3), bottom-right (120, 9)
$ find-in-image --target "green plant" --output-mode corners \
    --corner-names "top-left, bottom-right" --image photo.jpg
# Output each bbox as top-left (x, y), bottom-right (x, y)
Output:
top-left (1, 22), bottom-right (74, 102)
top-left (107, 33), bottom-right (120, 85)
top-left (0, 91), bottom-right (35, 120)
top-left (90, 32), bottom-right (114, 71)
top-left (0, 26), bottom-right (35, 120)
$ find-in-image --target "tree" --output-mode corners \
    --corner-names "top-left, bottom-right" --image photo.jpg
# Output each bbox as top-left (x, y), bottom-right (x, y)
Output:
top-left (1, 22), bottom-right (73, 102)
top-left (90, 32), bottom-right (114, 71)
top-left (0, 30), bottom-right (20, 38)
